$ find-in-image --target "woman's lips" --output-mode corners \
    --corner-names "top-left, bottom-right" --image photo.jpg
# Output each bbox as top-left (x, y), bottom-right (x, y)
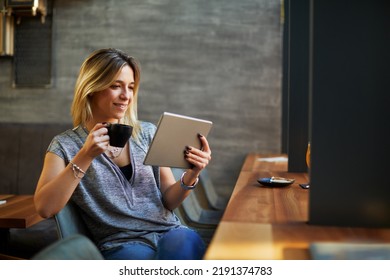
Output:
top-left (114, 103), bottom-right (127, 110)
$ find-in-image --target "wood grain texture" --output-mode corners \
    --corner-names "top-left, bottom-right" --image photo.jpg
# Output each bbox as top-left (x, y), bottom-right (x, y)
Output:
top-left (0, 195), bottom-right (44, 228)
top-left (205, 154), bottom-right (390, 260)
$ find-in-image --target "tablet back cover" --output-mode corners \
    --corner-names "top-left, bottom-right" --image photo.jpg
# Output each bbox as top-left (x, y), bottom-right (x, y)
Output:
top-left (144, 112), bottom-right (212, 168)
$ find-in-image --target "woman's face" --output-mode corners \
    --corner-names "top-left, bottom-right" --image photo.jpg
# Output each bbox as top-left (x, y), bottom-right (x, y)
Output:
top-left (90, 65), bottom-right (135, 123)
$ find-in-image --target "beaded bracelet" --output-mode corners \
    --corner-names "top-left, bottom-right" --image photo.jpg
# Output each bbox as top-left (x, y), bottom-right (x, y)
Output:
top-left (69, 161), bottom-right (86, 179)
top-left (180, 171), bottom-right (199, 190)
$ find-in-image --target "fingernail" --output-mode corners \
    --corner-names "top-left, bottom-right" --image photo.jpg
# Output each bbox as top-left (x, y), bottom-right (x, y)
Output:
top-left (185, 145), bottom-right (191, 151)
top-left (197, 133), bottom-right (204, 138)
top-left (184, 150), bottom-right (189, 155)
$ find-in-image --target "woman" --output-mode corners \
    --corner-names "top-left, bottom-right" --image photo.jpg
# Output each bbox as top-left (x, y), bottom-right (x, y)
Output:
top-left (34, 48), bottom-right (212, 260)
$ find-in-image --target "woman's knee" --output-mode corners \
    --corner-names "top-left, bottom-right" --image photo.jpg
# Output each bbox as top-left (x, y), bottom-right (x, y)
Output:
top-left (157, 228), bottom-right (205, 260)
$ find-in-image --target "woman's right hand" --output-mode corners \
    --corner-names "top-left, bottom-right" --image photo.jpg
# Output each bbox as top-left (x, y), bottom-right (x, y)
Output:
top-left (81, 123), bottom-right (110, 159)
top-left (35, 123), bottom-right (110, 218)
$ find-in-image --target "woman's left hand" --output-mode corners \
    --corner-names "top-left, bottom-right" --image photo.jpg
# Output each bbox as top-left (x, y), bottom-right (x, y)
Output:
top-left (184, 134), bottom-right (212, 173)
top-left (160, 134), bottom-right (212, 209)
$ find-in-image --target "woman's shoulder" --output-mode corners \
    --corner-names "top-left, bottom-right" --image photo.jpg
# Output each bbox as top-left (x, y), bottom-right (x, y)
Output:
top-left (139, 121), bottom-right (156, 140)
top-left (52, 126), bottom-right (84, 142)
top-left (139, 121), bottom-right (157, 134)
top-left (133, 121), bottom-right (156, 149)
top-left (49, 126), bottom-right (87, 153)
top-left (47, 126), bottom-right (83, 159)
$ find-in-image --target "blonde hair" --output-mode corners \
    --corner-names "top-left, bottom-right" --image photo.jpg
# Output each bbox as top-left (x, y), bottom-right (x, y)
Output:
top-left (71, 48), bottom-right (141, 139)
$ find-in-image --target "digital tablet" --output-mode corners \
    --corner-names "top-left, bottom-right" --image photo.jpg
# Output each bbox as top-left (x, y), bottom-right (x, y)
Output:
top-left (144, 112), bottom-right (213, 168)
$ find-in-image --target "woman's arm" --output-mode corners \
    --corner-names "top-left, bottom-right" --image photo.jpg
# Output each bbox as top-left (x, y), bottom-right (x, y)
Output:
top-left (160, 134), bottom-right (212, 210)
top-left (34, 123), bottom-right (109, 218)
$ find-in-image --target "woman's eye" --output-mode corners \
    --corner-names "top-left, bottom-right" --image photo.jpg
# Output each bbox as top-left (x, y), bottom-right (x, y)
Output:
top-left (110, 85), bottom-right (120, 89)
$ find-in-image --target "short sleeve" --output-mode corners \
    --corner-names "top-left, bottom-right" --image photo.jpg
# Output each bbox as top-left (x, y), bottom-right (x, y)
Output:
top-left (47, 136), bottom-right (67, 161)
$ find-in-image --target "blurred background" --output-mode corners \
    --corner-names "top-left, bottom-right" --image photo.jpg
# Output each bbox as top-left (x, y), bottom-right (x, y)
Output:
top-left (0, 0), bottom-right (283, 198)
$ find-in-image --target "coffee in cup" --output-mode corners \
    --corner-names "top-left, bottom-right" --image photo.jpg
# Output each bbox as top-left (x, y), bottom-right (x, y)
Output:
top-left (106, 123), bottom-right (133, 147)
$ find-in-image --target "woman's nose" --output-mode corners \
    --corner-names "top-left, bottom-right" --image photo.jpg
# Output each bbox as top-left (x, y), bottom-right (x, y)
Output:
top-left (120, 88), bottom-right (132, 100)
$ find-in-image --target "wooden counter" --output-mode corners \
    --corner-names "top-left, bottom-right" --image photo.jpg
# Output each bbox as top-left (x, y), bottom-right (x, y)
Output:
top-left (204, 154), bottom-right (390, 259)
top-left (0, 195), bottom-right (44, 228)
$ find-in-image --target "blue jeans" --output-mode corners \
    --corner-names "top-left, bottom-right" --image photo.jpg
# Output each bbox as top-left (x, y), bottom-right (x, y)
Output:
top-left (101, 228), bottom-right (206, 260)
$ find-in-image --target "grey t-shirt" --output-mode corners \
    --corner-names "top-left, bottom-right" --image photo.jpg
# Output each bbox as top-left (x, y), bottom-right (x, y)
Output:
top-left (47, 122), bottom-right (183, 250)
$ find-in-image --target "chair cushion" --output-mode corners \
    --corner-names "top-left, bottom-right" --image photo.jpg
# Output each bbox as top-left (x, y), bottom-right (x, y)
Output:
top-left (7, 218), bottom-right (58, 259)
top-left (32, 234), bottom-right (104, 260)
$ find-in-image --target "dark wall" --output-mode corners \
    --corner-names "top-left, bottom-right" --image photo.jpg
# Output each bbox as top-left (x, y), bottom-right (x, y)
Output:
top-left (282, 0), bottom-right (310, 172)
top-left (0, 0), bottom-right (283, 195)
top-left (309, 0), bottom-right (390, 227)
